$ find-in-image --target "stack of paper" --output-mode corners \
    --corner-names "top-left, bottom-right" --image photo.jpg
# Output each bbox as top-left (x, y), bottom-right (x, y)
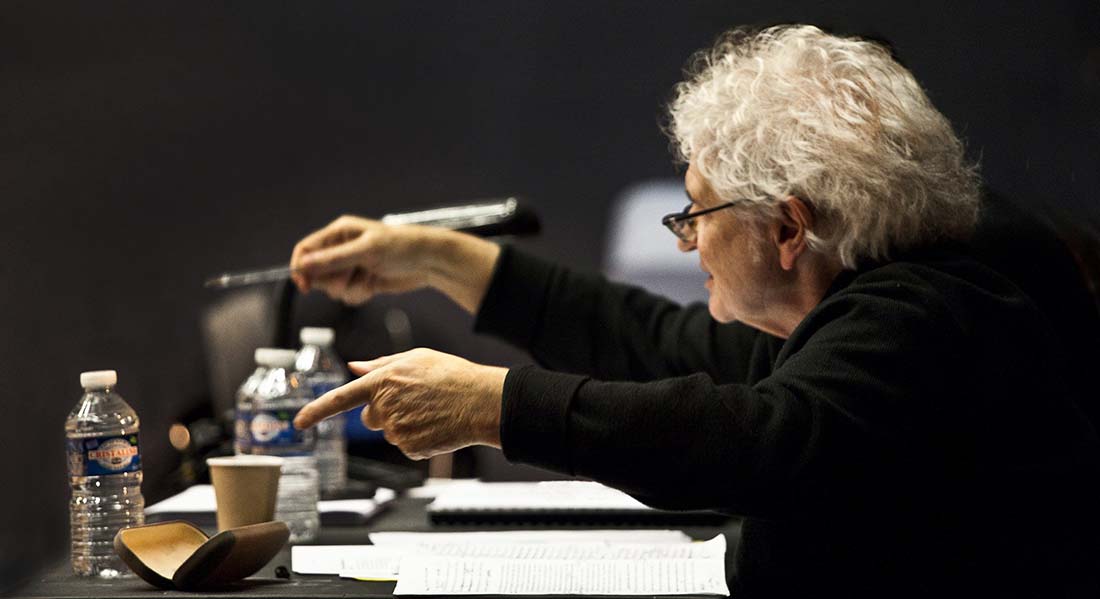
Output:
top-left (369, 530), bottom-right (693, 545)
top-left (144, 484), bottom-right (395, 526)
top-left (425, 480), bottom-right (724, 526)
top-left (291, 530), bottom-right (729, 596)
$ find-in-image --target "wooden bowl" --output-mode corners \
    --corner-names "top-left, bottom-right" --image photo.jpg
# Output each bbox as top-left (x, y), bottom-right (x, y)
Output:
top-left (114, 520), bottom-right (289, 590)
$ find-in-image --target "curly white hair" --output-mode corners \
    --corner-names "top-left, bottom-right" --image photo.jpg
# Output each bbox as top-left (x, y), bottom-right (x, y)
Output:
top-left (667, 25), bottom-right (981, 268)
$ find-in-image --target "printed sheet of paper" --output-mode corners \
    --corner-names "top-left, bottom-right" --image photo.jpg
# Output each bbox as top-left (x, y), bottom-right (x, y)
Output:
top-left (428, 480), bottom-right (652, 513)
top-left (320, 487), bottom-right (396, 513)
top-left (406, 478), bottom-right (486, 499)
top-left (369, 529), bottom-right (692, 546)
top-left (292, 545), bottom-right (405, 580)
top-left (143, 484), bottom-right (216, 514)
top-left (391, 536), bottom-right (729, 596)
top-left (294, 534), bottom-right (716, 581)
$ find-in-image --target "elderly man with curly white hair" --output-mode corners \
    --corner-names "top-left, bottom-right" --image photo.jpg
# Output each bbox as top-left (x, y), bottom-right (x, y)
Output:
top-left (290, 25), bottom-right (1099, 598)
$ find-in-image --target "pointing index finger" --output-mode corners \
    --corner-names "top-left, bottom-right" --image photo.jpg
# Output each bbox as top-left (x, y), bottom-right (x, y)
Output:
top-left (293, 373), bottom-right (379, 430)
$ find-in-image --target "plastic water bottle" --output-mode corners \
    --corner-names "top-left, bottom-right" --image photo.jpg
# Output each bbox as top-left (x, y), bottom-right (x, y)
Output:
top-left (250, 349), bottom-right (319, 543)
top-left (296, 327), bottom-right (347, 495)
top-left (66, 370), bottom-right (145, 577)
top-left (233, 352), bottom-right (269, 456)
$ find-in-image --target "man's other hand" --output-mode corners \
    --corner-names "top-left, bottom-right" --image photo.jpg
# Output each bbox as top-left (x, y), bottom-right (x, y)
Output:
top-left (293, 348), bottom-right (506, 459)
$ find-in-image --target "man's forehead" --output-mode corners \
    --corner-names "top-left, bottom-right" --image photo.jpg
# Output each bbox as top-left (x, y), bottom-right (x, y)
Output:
top-left (684, 164), bottom-right (710, 204)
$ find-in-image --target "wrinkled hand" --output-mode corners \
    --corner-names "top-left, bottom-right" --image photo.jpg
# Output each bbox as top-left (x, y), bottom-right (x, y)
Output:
top-left (293, 348), bottom-right (507, 460)
top-left (289, 215), bottom-right (435, 305)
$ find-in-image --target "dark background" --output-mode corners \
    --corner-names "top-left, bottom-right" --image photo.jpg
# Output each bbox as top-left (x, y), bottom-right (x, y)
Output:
top-left (2, 1), bottom-right (1098, 592)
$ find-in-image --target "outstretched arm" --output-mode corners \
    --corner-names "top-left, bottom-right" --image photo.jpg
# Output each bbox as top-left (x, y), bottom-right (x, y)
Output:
top-left (290, 215), bottom-right (500, 314)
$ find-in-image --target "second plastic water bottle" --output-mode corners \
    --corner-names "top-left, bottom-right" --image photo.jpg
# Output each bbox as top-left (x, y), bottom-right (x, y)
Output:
top-left (296, 327), bottom-right (347, 495)
top-left (233, 351), bottom-right (268, 456)
top-left (250, 349), bottom-right (319, 543)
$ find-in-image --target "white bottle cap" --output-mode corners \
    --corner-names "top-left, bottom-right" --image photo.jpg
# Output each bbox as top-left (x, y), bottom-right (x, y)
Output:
top-left (254, 348), bottom-right (280, 366)
top-left (300, 327), bottom-right (335, 346)
top-left (80, 370), bottom-right (117, 389)
top-left (254, 348), bottom-right (298, 369)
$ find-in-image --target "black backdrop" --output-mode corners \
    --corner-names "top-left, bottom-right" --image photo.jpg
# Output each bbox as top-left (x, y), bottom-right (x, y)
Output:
top-left (3, 1), bottom-right (1098, 592)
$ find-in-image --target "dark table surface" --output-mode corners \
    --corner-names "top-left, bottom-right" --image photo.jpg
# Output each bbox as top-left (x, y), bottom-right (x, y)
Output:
top-left (17, 496), bottom-right (741, 598)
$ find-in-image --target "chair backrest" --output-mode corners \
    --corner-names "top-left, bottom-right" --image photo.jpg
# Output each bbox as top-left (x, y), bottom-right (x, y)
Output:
top-left (971, 191), bottom-right (1100, 433)
top-left (200, 287), bottom-right (279, 419)
top-left (604, 179), bottom-right (708, 306)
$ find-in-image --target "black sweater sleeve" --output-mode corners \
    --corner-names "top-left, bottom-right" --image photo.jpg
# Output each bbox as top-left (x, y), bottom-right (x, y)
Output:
top-left (499, 264), bottom-right (988, 518)
top-left (474, 245), bottom-right (780, 383)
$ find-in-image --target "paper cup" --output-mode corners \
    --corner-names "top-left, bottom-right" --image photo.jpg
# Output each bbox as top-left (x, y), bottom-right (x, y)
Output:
top-left (206, 455), bottom-right (284, 532)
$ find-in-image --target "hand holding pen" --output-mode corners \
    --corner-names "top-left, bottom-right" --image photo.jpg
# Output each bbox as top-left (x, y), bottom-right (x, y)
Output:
top-left (204, 197), bottom-right (538, 302)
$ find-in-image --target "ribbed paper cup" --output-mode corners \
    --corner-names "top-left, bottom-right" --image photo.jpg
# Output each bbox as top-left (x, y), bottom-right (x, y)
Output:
top-left (206, 455), bottom-right (284, 531)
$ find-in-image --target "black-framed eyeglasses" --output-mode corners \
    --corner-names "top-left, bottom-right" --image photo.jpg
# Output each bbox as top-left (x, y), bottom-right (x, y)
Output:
top-left (661, 201), bottom-right (739, 243)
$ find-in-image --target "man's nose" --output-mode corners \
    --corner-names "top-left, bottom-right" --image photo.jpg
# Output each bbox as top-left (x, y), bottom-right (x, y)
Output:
top-left (677, 238), bottom-right (697, 252)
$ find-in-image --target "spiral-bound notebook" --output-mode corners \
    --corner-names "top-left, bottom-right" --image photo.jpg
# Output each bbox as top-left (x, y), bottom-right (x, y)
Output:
top-left (426, 480), bottom-right (726, 525)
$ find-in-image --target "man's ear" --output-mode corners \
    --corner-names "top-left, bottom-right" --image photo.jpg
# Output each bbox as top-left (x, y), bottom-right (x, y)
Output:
top-left (773, 196), bottom-right (814, 271)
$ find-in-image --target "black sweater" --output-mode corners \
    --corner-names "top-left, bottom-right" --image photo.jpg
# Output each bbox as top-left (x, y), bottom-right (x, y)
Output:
top-left (475, 245), bottom-right (1100, 598)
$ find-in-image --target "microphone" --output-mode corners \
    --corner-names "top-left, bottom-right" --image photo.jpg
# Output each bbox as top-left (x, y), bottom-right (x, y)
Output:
top-left (204, 196), bottom-right (539, 289)
top-left (380, 196), bottom-right (540, 237)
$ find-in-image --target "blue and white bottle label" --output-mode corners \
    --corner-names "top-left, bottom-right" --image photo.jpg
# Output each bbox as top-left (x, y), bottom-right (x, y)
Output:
top-left (310, 381), bottom-right (339, 398)
top-left (311, 381), bottom-right (341, 435)
top-left (234, 408), bottom-right (252, 451)
top-left (250, 408), bottom-right (306, 448)
top-left (67, 434), bottom-right (142, 476)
